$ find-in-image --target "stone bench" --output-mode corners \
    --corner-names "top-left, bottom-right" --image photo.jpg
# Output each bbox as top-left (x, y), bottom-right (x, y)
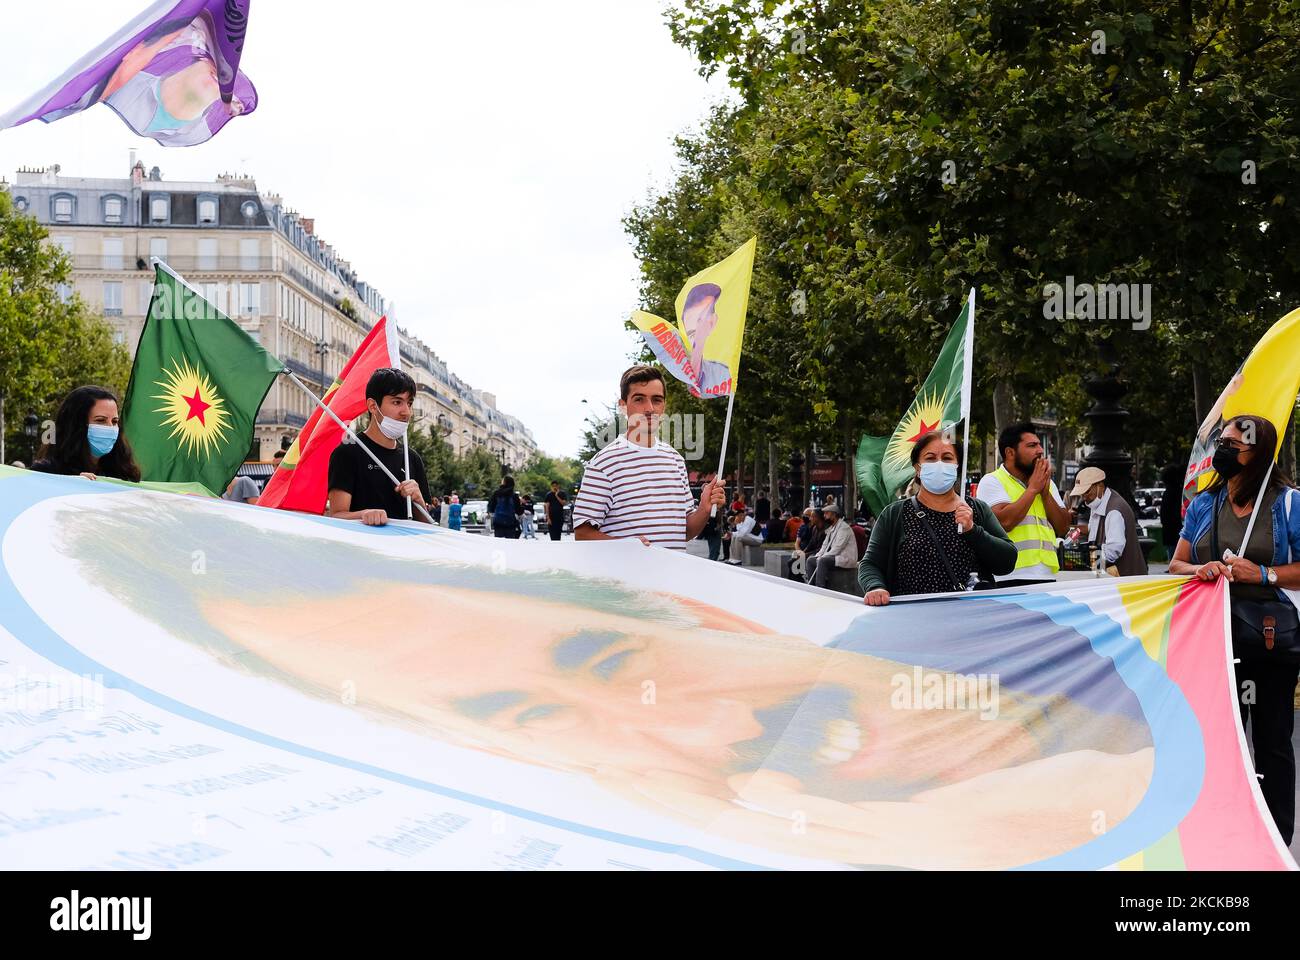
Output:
top-left (827, 565), bottom-right (864, 597)
top-left (742, 542), bottom-right (769, 567)
top-left (764, 549), bottom-right (795, 579)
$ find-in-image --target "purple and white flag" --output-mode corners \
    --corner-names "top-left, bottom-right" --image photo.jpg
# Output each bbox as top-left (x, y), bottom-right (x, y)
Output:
top-left (0, 0), bottom-right (256, 147)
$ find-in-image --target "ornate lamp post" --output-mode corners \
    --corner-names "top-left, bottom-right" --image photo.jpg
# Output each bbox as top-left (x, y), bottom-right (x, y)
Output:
top-left (1081, 339), bottom-right (1136, 507)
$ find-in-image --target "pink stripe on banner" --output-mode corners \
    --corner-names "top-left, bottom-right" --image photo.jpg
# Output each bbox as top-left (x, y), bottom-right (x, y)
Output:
top-left (1166, 579), bottom-right (1293, 869)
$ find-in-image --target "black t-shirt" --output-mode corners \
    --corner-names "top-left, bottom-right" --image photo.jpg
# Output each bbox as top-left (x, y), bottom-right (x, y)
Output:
top-left (755, 497), bottom-right (771, 522)
top-left (545, 490), bottom-right (566, 523)
top-left (327, 433), bottom-right (430, 518)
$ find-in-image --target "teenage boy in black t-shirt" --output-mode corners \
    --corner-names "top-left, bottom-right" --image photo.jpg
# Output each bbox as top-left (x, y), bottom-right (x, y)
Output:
top-left (327, 368), bottom-right (431, 526)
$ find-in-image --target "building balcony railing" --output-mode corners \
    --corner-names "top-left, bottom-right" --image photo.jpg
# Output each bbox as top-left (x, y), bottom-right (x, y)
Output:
top-left (285, 266), bottom-right (343, 311)
top-left (72, 255), bottom-right (276, 273)
top-left (281, 357), bottom-right (328, 387)
top-left (255, 410), bottom-right (309, 429)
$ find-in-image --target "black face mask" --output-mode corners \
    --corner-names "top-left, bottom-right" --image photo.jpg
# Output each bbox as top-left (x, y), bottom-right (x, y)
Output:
top-left (1212, 446), bottom-right (1245, 480)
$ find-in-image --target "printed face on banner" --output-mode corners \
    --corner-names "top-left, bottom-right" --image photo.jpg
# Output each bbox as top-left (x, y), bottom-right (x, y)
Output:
top-left (101, 15), bottom-right (246, 145)
top-left (5, 2), bottom-right (258, 148)
top-left (5, 468), bottom-right (1287, 871)
top-left (13, 490), bottom-right (1180, 868)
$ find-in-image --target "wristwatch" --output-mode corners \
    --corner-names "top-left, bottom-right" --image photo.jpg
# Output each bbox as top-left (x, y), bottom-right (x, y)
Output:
top-left (1266, 566), bottom-right (1279, 586)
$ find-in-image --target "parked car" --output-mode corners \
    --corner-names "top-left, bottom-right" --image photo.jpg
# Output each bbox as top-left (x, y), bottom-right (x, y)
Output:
top-left (1134, 487), bottom-right (1164, 520)
top-left (533, 502), bottom-right (549, 532)
top-left (463, 499), bottom-right (489, 533)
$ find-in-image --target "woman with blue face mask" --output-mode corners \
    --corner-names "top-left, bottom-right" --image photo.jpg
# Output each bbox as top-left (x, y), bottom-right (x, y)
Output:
top-left (859, 431), bottom-right (1017, 606)
top-left (30, 385), bottom-right (142, 482)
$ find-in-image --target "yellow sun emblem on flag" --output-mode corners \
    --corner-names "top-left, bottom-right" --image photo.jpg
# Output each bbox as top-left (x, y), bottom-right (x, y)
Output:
top-left (885, 388), bottom-right (950, 471)
top-left (152, 359), bottom-right (231, 459)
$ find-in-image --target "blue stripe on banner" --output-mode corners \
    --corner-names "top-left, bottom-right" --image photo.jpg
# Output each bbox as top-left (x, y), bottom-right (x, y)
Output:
top-left (829, 590), bottom-right (1203, 869)
top-left (992, 591), bottom-right (1203, 870)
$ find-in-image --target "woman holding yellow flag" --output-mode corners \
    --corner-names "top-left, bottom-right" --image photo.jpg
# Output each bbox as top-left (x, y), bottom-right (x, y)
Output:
top-left (1170, 414), bottom-right (1300, 843)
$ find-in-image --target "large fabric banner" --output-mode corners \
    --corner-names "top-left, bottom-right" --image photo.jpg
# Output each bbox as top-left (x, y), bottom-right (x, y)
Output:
top-left (0, 0), bottom-right (256, 147)
top-left (0, 466), bottom-right (1292, 870)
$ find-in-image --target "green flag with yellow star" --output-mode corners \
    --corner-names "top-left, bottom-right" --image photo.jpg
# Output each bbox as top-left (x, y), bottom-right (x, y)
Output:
top-left (855, 290), bottom-right (975, 515)
top-left (122, 262), bottom-right (284, 493)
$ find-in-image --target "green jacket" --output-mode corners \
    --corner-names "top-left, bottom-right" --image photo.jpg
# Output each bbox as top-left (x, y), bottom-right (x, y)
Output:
top-left (858, 496), bottom-right (1019, 595)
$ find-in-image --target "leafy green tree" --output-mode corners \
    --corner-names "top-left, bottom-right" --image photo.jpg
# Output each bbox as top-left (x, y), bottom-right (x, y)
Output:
top-left (625, 0), bottom-right (1300, 487)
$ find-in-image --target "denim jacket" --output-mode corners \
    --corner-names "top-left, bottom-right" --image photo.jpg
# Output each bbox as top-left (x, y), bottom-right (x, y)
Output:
top-left (1181, 485), bottom-right (1300, 605)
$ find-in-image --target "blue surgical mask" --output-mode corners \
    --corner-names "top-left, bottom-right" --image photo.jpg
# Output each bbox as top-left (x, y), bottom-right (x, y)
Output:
top-left (87, 424), bottom-right (119, 457)
top-left (919, 461), bottom-right (958, 494)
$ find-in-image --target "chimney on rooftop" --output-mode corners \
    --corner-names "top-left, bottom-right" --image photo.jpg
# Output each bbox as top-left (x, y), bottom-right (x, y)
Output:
top-left (301, 218), bottom-right (314, 235)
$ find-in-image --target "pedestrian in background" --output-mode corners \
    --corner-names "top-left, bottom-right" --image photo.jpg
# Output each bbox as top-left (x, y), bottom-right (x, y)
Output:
top-left (520, 495), bottom-right (537, 539)
top-left (489, 476), bottom-right (523, 539)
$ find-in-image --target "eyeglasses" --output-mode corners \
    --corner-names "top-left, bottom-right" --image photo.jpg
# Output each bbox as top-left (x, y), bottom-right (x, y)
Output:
top-left (1215, 438), bottom-right (1250, 452)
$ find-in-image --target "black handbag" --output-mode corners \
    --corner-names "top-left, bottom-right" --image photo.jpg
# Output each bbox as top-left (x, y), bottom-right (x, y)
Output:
top-left (1212, 491), bottom-right (1300, 661)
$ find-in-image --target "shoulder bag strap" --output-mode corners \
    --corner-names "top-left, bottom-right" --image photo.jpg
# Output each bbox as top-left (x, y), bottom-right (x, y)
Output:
top-left (1211, 488), bottom-right (1223, 561)
top-left (911, 497), bottom-right (966, 592)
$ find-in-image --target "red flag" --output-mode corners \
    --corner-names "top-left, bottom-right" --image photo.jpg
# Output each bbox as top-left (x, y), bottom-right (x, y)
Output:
top-left (259, 316), bottom-right (400, 513)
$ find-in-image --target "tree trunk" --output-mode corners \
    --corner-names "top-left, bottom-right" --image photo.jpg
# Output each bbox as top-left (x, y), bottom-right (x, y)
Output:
top-left (768, 441), bottom-right (778, 506)
top-left (804, 444), bottom-right (813, 510)
top-left (844, 420), bottom-right (857, 517)
top-left (993, 380), bottom-right (1017, 440)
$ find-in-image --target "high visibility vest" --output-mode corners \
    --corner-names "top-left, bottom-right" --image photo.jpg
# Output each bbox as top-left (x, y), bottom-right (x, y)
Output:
top-left (991, 466), bottom-right (1060, 574)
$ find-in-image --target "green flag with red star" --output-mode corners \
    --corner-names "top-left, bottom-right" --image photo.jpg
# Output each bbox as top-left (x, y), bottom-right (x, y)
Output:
top-left (855, 290), bottom-right (974, 515)
top-left (122, 262), bottom-right (283, 493)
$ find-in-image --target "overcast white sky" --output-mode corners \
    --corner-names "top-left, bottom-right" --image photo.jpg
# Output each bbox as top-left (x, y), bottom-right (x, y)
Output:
top-left (0, 1), bottom-right (725, 457)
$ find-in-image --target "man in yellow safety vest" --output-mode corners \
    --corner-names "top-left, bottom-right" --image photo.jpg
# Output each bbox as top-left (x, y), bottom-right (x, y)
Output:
top-left (975, 422), bottom-right (1070, 585)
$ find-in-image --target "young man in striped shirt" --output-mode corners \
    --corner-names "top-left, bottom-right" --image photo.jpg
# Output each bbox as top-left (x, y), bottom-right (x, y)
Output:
top-left (573, 365), bottom-right (726, 549)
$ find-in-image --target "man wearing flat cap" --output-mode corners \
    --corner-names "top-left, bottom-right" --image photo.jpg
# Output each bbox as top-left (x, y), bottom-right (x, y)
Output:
top-left (1070, 466), bottom-right (1147, 577)
top-left (804, 501), bottom-right (859, 589)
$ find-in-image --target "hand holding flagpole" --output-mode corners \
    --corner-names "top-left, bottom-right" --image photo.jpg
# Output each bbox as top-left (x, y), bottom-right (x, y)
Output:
top-left (286, 372), bottom-right (433, 524)
top-left (403, 441), bottom-right (412, 520)
top-left (628, 238), bottom-right (756, 522)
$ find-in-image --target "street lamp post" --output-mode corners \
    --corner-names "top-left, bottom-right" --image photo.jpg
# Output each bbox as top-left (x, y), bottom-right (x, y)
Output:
top-left (23, 413), bottom-right (40, 464)
top-left (313, 337), bottom-right (329, 394)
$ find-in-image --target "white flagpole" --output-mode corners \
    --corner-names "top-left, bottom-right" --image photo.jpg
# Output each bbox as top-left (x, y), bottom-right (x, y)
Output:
top-left (958, 286), bottom-right (976, 499)
top-left (286, 372), bottom-right (433, 524)
top-left (403, 440), bottom-right (412, 519)
top-left (1229, 459), bottom-right (1276, 559)
top-left (711, 387), bottom-right (737, 518)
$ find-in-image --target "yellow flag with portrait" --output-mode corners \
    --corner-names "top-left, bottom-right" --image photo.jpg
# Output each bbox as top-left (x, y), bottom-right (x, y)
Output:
top-left (631, 237), bottom-right (756, 399)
